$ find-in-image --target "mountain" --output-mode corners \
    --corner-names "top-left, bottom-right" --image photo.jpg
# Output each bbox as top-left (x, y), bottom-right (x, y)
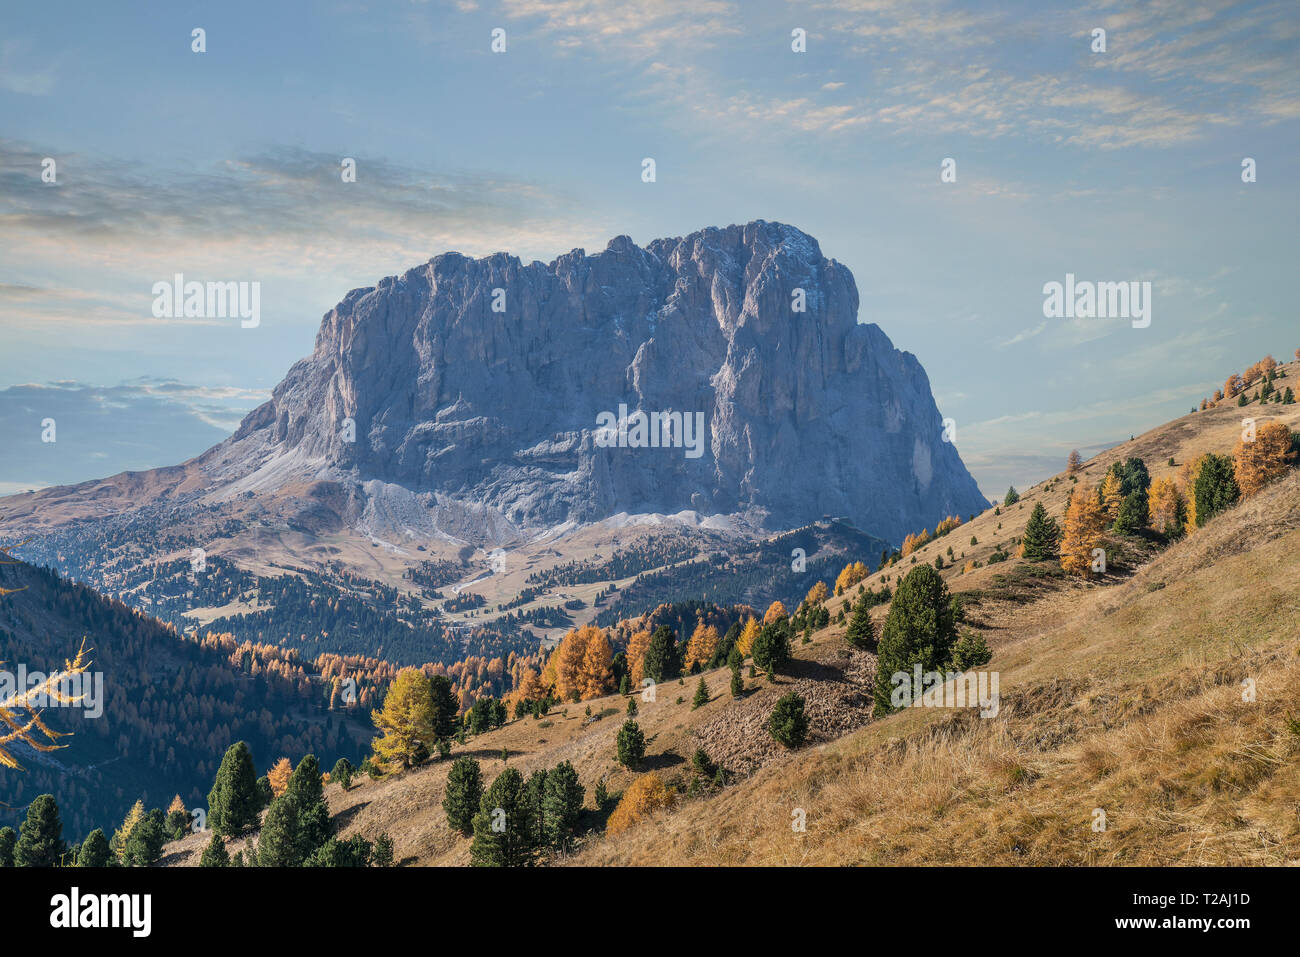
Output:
top-left (0, 221), bottom-right (979, 661)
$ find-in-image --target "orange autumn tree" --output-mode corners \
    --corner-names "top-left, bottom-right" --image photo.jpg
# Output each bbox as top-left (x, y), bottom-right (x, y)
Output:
top-left (1234, 421), bottom-right (1295, 498)
top-left (900, 530), bottom-right (930, 558)
top-left (935, 515), bottom-right (962, 536)
top-left (763, 600), bottom-right (788, 624)
top-left (607, 771), bottom-right (676, 834)
top-left (548, 624), bottom-right (615, 702)
top-left (834, 561), bottom-right (868, 594)
top-left (803, 580), bottom-right (829, 608)
top-left (736, 616), bottom-right (760, 656)
top-left (1147, 476), bottom-right (1186, 536)
top-left (1099, 472), bottom-right (1123, 523)
top-left (682, 622), bottom-right (719, 673)
top-left (625, 628), bottom-right (652, 687)
top-left (268, 757), bottom-right (293, 797)
top-left (1061, 483), bottom-right (1106, 577)
top-left (0, 640), bottom-right (92, 770)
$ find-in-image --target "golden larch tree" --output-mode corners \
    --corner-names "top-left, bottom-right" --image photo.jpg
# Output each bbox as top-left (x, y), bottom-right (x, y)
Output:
top-left (1147, 477), bottom-right (1185, 535)
top-left (1099, 473), bottom-right (1123, 522)
top-left (1061, 484), bottom-right (1106, 577)
top-left (625, 628), bottom-right (652, 687)
top-left (370, 667), bottom-right (437, 770)
top-left (607, 772), bottom-right (676, 834)
top-left (578, 626), bottom-right (615, 700)
top-left (682, 623), bottom-right (719, 672)
top-left (1233, 421), bottom-right (1295, 497)
top-left (736, 617), bottom-right (760, 656)
top-left (803, 580), bottom-right (829, 608)
top-left (834, 561), bottom-right (868, 594)
top-left (268, 757), bottom-right (293, 797)
top-left (763, 600), bottom-right (788, 624)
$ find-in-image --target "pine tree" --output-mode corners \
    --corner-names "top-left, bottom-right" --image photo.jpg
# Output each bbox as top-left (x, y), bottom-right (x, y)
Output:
top-left (0, 826), bottom-right (14, 867)
top-left (1004, 486), bottom-right (1020, 506)
top-left (691, 676), bottom-right (709, 709)
top-left (207, 741), bottom-right (261, 836)
top-left (372, 833), bottom-right (394, 867)
top-left (76, 828), bottom-right (114, 867)
top-left (541, 761), bottom-right (584, 851)
top-left (729, 659), bottom-right (744, 697)
top-left (951, 630), bottom-right (992, 670)
top-left (751, 618), bottom-right (792, 677)
top-left (286, 754), bottom-right (331, 859)
top-left (256, 793), bottom-right (303, 867)
top-left (873, 565), bottom-right (956, 716)
top-left (1020, 502), bottom-right (1061, 560)
top-left (443, 756), bottom-right (483, 836)
top-left (844, 593), bottom-right (876, 650)
top-left (199, 831), bottom-right (229, 867)
top-left (1193, 453), bottom-right (1240, 526)
top-left (642, 625), bottom-right (681, 683)
top-left (1113, 490), bottom-right (1149, 535)
top-left (121, 808), bottom-right (167, 867)
top-left (768, 693), bottom-right (808, 748)
top-left (330, 757), bottom-right (354, 790)
top-left (1061, 483), bottom-right (1106, 577)
top-left (14, 794), bottom-right (65, 867)
top-left (616, 718), bottom-right (646, 769)
top-left (469, 767), bottom-right (536, 867)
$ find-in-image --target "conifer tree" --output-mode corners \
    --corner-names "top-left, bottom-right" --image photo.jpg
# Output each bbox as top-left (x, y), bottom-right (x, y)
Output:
top-left (255, 793), bottom-right (303, 867)
top-left (208, 741), bottom-right (261, 836)
top-left (541, 761), bottom-right (584, 851)
top-left (469, 767), bottom-right (536, 867)
top-left (199, 831), bottom-right (229, 868)
top-left (845, 593), bottom-right (876, 650)
top-left (330, 757), bottom-right (354, 790)
top-left (121, 808), bottom-right (167, 867)
top-left (951, 630), bottom-right (992, 670)
top-left (524, 769), bottom-right (549, 847)
top-left (730, 659), bottom-right (744, 697)
top-left (267, 757), bottom-right (293, 797)
top-left (873, 565), bottom-right (956, 716)
top-left (1234, 422), bottom-right (1295, 497)
top-left (286, 754), bottom-right (331, 859)
top-left (642, 625), bottom-right (681, 683)
top-left (616, 718), bottom-right (646, 768)
top-left (768, 693), bottom-right (808, 748)
top-left (1192, 453), bottom-right (1240, 526)
top-left (1020, 502), bottom-right (1061, 559)
top-left (76, 828), bottom-right (113, 867)
top-left (1004, 486), bottom-right (1020, 506)
top-left (14, 794), bottom-right (65, 867)
top-left (0, 826), bottom-right (14, 867)
top-left (752, 618), bottom-right (792, 677)
top-left (1113, 490), bottom-right (1149, 535)
top-left (1099, 473), bottom-right (1124, 523)
top-left (111, 800), bottom-right (145, 859)
top-left (443, 756), bottom-right (484, 836)
top-left (1067, 449), bottom-right (1082, 473)
top-left (692, 676), bottom-right (710, 709)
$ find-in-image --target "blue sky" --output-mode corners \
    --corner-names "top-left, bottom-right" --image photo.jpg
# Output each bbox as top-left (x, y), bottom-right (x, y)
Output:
top-left (2, 0), bottom-right (1297, 498)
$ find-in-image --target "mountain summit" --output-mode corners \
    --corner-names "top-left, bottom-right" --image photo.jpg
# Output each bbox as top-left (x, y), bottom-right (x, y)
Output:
top-left (209, 220), bottom-right (985, 544)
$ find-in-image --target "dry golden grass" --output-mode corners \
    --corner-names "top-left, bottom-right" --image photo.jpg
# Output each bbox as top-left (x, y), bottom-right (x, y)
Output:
top-left (571, 468), bottom-right (1300, 866)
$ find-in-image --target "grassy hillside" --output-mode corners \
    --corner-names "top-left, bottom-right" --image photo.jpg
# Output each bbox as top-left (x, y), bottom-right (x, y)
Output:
top-left (158, 358), bottom-right (1300, 867)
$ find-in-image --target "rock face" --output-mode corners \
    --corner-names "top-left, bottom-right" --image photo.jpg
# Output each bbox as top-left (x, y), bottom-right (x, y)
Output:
top-left (218, 221), bottom-right (987, 544)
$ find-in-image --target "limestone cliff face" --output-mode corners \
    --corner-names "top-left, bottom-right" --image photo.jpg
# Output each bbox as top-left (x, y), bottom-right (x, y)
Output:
top-left (223, 221), bottom-right (987, 544)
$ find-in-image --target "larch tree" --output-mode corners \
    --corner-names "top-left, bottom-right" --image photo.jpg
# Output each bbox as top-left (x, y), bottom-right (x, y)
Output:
top-left (763, 600), bottom-right (789, 624)
top-left (1099, 473), bottom-right (1124, 524)
top-left (736, 617), bottom-right (760, 657)
top-left (1234, 421), bottom-right (1295, 497)
top-left (682, 622), bottom-right (719, 673)
top-left (1061, 484), bottom-right (1106, 577)
top-left (625, 628), bottom-right (652, 687)
top-left (578, 626), bottom-right (615, 700)
top-left (267, 757), bottom-right (294, 797)
top-left (1147, 477), bottom-right (1186, 536)
top-left (1067, 449), bottom-right (1082, 474)
top-left (370, 667), bottom-right (438, 770)
top-left (803, 580), bottom-right (829, 608)
top-left (0, 638), bottom-right (91, 769)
